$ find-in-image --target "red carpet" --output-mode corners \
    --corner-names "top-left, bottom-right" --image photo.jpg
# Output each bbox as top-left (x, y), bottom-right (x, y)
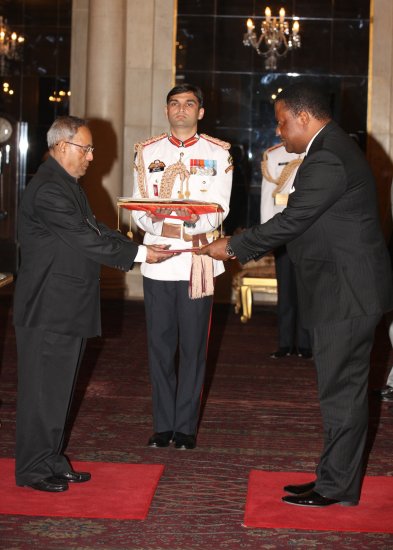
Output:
top-left (0, 459), bottom-right (164, 520)
top-left (244, 470), bottom-right (393, 533)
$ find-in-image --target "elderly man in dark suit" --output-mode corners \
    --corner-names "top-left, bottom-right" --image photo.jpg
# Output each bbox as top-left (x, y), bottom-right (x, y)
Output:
top-left (13, 116), bottom-right (173, 492)
top-left (197, 82), bottom-right (393, 507)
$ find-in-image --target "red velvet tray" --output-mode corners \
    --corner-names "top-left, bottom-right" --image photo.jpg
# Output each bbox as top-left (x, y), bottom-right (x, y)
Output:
top-left (117, 198), bottom-right (223, 220)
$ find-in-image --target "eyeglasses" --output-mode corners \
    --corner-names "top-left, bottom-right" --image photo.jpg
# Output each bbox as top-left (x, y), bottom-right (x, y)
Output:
top-left (64, 141), bottom-right (94, 154)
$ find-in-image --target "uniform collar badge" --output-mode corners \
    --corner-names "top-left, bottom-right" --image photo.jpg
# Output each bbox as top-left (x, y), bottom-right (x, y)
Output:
top-left (168, 133), bottom-right (199, 148)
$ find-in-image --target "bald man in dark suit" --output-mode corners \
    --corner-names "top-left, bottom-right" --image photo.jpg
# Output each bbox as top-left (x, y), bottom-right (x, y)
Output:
top-left (197, 82), bottom-right (393, 507)
top-left (13, 116), bottom-right (173, 492)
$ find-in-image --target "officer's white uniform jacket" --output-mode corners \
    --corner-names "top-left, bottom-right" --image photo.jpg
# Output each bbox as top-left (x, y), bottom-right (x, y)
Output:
top-left (133, 133), bottom-right (233, 281)
top-left (260, 143), bottom-right (304, 223)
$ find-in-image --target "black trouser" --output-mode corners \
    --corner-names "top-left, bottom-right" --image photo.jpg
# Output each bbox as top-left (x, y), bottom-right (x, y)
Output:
top-left (312, 314), bottom-right (380, 502)
top-left (15, 326), bottom-right (86, 485)
top-left (143, 277), bottom-right (213, 434)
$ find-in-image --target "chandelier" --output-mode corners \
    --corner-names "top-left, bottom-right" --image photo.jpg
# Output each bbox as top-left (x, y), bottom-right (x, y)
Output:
top-left (0, 16), bottom-right (25, 76)
top-left (243, 7), bottom-right (300, 70)
top-left (49, 90), bottom-right (71, 103)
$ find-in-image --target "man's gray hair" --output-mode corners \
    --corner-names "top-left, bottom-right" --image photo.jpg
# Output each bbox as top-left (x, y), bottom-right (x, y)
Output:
top-left (47, 116), bottom-right (88, 149)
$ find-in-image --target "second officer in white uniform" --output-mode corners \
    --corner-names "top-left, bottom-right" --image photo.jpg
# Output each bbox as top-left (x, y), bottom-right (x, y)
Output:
top-left (261, 143), bottom-right (312, 359)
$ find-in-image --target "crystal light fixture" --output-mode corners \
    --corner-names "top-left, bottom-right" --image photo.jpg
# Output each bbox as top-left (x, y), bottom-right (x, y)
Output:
top-left (49, 90), bottom-right (71, 103)
top-left (243, 7), bottom-right (300, 70)
top-left (2, 81), bottom-right (14, 95)
top-left (0, 16), bottom-right (25, 76)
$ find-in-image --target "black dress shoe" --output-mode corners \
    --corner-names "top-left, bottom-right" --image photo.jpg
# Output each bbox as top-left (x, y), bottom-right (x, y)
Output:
top-left (174, 432), bottom-right (196, 450)
top-left (381, 391), bottom-right (393, 403)
top-left (282, 489), bottom-right (358, 507)
top-left (296, 348), bottom-right (313, 359)
top-left (148, 431), bottom-right (173, 448)
top-left (269, 348), bottom-right (293, 359)
top-left (379, 384), bottom-right (393, 396)
top-left (375, 385), bottom-right (393, 401)
top-left (54, 470), bottom-right (91, 483)
top-left (283, 480), bottom-right (316, 495)
top-left (24, 476), bottom-right (69, 492)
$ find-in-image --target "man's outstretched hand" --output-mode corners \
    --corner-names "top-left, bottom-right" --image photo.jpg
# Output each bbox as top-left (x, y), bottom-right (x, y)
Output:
top-left (194, 237), bottom-right (235, 261)
top-left (145, 244), bottom-right (178, 263)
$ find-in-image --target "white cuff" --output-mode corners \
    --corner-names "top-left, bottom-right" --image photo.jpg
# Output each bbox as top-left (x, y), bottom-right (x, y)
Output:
top-left (135, 245), bottom-right (147, 262)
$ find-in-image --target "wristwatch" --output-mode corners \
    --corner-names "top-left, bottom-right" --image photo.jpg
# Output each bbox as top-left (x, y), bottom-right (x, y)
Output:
top-left (225, 240), bottom-right (235, 257)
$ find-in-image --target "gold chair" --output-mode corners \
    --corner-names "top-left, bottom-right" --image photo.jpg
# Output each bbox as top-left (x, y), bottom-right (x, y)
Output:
top-left (0, 273), bottom-right (13, 289)
top-left (232, 253), bottom-right (277, 323)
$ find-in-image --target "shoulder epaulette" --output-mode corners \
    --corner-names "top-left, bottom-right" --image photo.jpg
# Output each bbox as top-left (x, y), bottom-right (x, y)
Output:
top-left (134, 133), bottom-right (168, 151)
top-left (200, 133), bottom-right (231, 150)
top-left (263, 143), bottom-right (284, 157)
top-left (261, 142), bottom-right (302, 195)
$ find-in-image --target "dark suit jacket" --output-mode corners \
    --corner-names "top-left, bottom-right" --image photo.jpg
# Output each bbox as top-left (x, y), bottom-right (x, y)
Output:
top-left (13, 156), bottom-right (138, 337)
top-left (231, 121), bottom-right (393, 328)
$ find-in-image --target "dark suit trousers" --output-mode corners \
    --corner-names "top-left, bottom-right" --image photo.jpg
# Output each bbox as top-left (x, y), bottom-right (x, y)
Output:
top-left (143, 277), bottom-right (213, 434)
top-left (15, 326), bottom-right (86, 485)
top-left (274, 246), bottom-right (310, 351)
top-left (311, 313), bottom-right (381, 502)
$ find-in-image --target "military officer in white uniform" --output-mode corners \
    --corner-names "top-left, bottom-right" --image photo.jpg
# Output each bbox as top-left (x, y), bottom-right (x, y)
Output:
top-left (132, 84), bottom-right (233, 449)
top-left (261, 143), bottom-right (312, 359)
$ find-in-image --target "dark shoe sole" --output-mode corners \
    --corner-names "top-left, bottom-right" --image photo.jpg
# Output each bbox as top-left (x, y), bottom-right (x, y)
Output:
top-left (283, 498), bottom-right (358, 507)
top-left (175, 443), bottom-right (196, 450)
top-left (147, 431), bottom-right (174, 448)
top-left (22, 480), bottom-right (69, 492)
top-left (173, 432), bottom-right (196, 449)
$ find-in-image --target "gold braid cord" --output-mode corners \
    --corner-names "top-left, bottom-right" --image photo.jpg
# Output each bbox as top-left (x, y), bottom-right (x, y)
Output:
top-left (134, 133), bottom-right (167, 198)
top-left (159, 154), bottom-right (190, 199)
top-left (134, 133), bottom-right (192, 199)
top-left (133, 133), bottom-right (222, 300)
top-left (261, 150), bottom-right (303, 198)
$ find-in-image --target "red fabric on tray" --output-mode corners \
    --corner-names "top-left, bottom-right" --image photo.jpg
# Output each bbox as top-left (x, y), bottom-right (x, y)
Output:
top-left (244, 470), bottom-right (393, 533)
top-left (118, 200), bottom-right (223, 220)
top-left (0, 459), bottom-right (164, 520)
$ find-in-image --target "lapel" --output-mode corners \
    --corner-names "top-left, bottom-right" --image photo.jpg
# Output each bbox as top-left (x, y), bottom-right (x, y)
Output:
top-left (307, 120), bottom-right (336, 156)
top-left (67, 179), bottom-right (101, 236)
top-left (291, 121), bottom-right (336, 190)
top-left (46, 156), bottom-right (101, 235)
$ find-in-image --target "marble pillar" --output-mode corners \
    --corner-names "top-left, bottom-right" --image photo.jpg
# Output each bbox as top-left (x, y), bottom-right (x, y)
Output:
top-left (368, 0), bottom-right (393, 240)
top-left (70, 0), bottom-right (176, 297)
top-left (123, 0), bottom-right (176, 298)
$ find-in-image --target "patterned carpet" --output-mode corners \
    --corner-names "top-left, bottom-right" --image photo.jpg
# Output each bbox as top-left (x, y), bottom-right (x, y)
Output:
top-left (0, 295), bottom-right (393, 549)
